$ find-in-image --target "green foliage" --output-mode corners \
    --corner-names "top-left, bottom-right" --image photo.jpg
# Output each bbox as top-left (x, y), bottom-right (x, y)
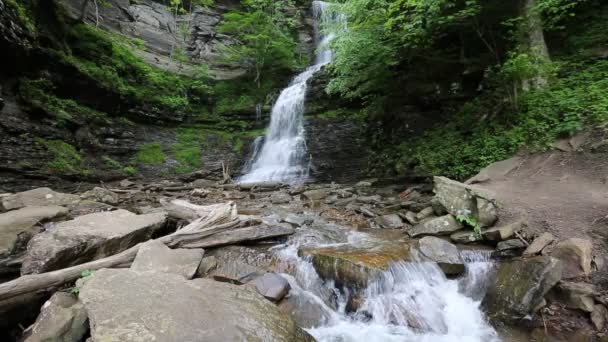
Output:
top-left (171, 129), bottom-right (204, 173)
top-left (57, 24), bottom-right (211, 112)
top-left (534, 0), bottom-right (589, 30)
top-left (218, 0), bottom-right (303, 86)
top-left (37, 139), bottom-right (89, 175)
top-left (391, 59), bottom-right (608, 180)
top-left (456, 214), bottom-right (482, 236)
top-left (136, 142), bottom-right (166, 165)
top-left (5, 0), bottom-right (36, 33)
top-left (123, 166), bottom-right (137, 176)
top-left (19, 78), bottom-right (109, 125)
top-left (102, 155), bottom-right (123, 170)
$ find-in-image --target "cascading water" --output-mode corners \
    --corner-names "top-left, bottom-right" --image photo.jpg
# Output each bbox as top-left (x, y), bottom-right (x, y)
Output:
top-left (239, 1), bottom-right (342, 184)
top-left (275, 230), bottom-right (500, 342)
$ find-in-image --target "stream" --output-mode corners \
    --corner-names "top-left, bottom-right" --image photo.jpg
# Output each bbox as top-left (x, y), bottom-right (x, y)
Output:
top-left (271, 222), bottom-right (500, 342)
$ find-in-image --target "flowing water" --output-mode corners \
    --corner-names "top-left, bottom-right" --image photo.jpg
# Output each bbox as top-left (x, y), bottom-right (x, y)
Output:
top-left (239, 1), bottom-right (342, 184)
top-left (274, 229), bottom-right (500, 342)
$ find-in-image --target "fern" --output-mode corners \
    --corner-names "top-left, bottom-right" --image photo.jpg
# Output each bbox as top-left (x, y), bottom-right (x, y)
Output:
top-left (456, 214), bottom-right (482, 236)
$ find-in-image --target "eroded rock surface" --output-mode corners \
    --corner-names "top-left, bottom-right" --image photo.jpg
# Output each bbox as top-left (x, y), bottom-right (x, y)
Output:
top-left (22, 209), bottom-right (167, 274)
top-left (79, 269), bottom-right (314, 341)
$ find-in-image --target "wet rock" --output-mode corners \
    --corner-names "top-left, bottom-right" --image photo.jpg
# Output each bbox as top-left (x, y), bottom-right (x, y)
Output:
top-left (493, 239), bottom-right (527, 258)
top-left (409, 214), bottom-right (462, 237)
top-left (375, 214), bottom-right (404, 229)
top-left (249, 273), bottom-right (291, 302)
top-left (417, 236), bottom-right (465, 276)
top-left (300, 242), bottom-right (411, 288)
top-left (0, 206), bottom-right (68, 258)
top-left (554, 281), bottom-right (596, 312)
top-left (80, 269), bottom-right (314, 341)
top-left (433, 177), bottom-right (498, 227)
top-left (23, 292), bottom-right (87, 342)
top-left (482, 256), bottom-right (562, 322)
top-left (283, 214), bottom-right (314, 227)
top-left (403, 211), bottom-right (418, 225)
top-left (80, 187), bottom-right (120, 205)
top-left (549, 238), bottom-right (593, 279)
top-left (1, 188), bottom-right (80, 211)
top-left (278, 288), bottom-right (333, 329)
top-left (301, 189), bottom-right (330, 201)
top-left (131, 240), bottom-right (204, 279)
top-left (416, 207), bottom-right (435, 221)
top-left (482, 218), bottom-right (526, 242)
top-left (191, 179), bottom-right (216, 188)
top-left (195, 256), bottom-right (218, 277)
top-left (356, 195), bottom-right (382, 204)
top-left (450, 230), bottom-right (483, 244)
top-left (523, 232), bottom-right (555, 256)
top-left (21, 209), bottom-right (167, 274)
top-left (271, 192), bottom-right (292, 204)
top-left (591, 304), bottom-right (608, 330)
top-left (356, 207), bottom-right (376, 218)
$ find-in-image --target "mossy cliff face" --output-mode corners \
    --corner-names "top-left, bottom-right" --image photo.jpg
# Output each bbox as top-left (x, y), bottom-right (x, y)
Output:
top-left (0, 0), bottom-right (315, 191)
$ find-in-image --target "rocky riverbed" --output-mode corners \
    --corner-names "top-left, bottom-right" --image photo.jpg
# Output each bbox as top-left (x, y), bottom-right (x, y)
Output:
top-left (0, 176), bottom-right (605, 341)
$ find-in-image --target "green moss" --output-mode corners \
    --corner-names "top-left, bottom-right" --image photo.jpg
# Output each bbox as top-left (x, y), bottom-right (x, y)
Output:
top-left (136, 142), bottom-right (166, 165)
top-left (55, 24), bottom-right (212, 113)
top-left (123, 166), bottom-right (137, 176)
top-left (19, 78), bottom-right (110, 125)
top-left (5, 0), bottom-right (36, 33)
top-left (171, 129), bottom-right (203, 173)
top-left (37, 139), bottom-right (88, 174)
top-left (102, 155), bottom-right (122, 169)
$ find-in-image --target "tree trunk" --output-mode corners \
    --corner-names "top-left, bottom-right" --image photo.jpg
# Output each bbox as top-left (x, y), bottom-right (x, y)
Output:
top-left (522, 0), bottom-right (550, 89)
top-left (79, 0), bottom-right (91, 22)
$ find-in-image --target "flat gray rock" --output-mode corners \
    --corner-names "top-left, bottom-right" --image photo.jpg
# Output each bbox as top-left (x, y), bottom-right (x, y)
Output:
top-left (131, 240), bottom-right (204, 279)
top-left (409, 215), bottom-right (462, 237)
top-left (1, 188), bottom-right (80, 211)
top-left (24, 292), bottom-right (88, 342)
top-left (22, 209), bottom-right (167, 274)
top-left (79, 269), bottom-right (314, 342)
top-left (523, 232), bottom-right (555, 256)
top-left (0, 206), bottom-right (68, 257)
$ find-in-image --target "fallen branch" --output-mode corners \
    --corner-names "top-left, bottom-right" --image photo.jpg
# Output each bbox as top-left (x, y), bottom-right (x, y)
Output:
top-left (0, 201), bottom-right (256, 301)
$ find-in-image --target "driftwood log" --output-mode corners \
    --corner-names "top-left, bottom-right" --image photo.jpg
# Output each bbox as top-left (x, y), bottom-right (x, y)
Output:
top-left (0, 201), bottom-right (293, 301)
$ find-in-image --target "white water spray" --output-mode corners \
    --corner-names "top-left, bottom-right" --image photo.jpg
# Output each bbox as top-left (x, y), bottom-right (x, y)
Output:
top-left (275, 230), bottom-right (499, 342)
top-left (240, 1), bottom-right (342, 184)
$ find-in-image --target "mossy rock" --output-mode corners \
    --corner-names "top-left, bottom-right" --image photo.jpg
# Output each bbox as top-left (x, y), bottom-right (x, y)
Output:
top-left (299, 242), bottom-right (411, 289)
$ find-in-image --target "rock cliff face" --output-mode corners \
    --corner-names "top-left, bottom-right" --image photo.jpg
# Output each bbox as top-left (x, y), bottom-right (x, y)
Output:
top-left (0, 0), bottom-right (368, 191)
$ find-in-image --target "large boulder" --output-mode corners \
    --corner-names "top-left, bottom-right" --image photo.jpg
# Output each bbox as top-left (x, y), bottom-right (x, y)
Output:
top-left (22, 209), bottom-right (167, 274)
top-left (409, 214), bottom-right (462, 237)
top-left (433, 177), bottom-right (498, 227)
top-left (0, 206), bottom-right (68, 258)
top-left (417, 236), bottom-right (465, 276)
top-left (554, 281), bottom-right (596, 312)
top-left (482, 256), bottom-right (562, 322)
top-left (131, 240), bottom-right (204, 279)
top-left (1, 188), bottom-right (80, 211)
top-left (548, 238), bottom-right (593, 279)
top-left (23, 292), bottom-right (88, 342)
top-left (300, 242), bottom-right (411, 288)
top-left (523, 232), bottom-right (555, 256)
top-left (79, 269), bottom-right (314, 341)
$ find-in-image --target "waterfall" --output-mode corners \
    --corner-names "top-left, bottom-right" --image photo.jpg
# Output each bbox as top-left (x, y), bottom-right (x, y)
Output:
top-left (274, 231), bottom-right (499, 342)
top-left (239, 1), bottom-right (342, 184)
